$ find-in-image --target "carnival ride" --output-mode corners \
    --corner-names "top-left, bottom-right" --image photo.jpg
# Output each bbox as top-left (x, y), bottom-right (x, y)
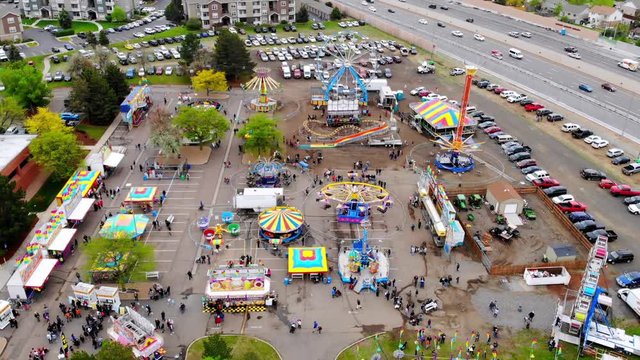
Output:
top-left (258, 206), bottom-right (305, 245)
top-left (243, 68), bottom-right (280, 112)
top-left (318, 182), bottom-right (392, 224)
top-left (202, 212), bottom-right (240, 246)
top-left (247, 158), bottom-right (290, 187)
top-left (338, 221), bottom-right (389, 293)
top-left (433, 65), bottom-right (481, 173)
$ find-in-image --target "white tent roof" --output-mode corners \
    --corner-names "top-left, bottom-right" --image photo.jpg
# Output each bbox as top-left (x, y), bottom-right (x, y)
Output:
top-left (48, 228), bottom-right (77, 252)
top-left (25, 259), bottom-right (58, 288)
top-left (68, 198), bottom-right (95, 221)
top-left (104, 152), bottom-right (125, 168)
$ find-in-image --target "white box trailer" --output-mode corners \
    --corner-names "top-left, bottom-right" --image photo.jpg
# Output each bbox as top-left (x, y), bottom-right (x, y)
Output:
top-left (366, 79), bottom-right (388, 92)
top-left (618, 59), bottom-right (638, 71)
top-left (618, 288), bottom-right (640, 317)
top-left (233, 188), bottom-right (283, 212)
top-left (523, 266), bottom-right (571, 286)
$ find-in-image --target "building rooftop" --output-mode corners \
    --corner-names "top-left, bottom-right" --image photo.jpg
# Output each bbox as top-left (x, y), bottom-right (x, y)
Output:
top-left (486, 180), bottom-right (523, 202)
top-left (0, 135), bottom-right (36, 171)
top-left (0, 3), bottom-right (21, 18)
top-left (548, 244), bottom-right (577, 257)
top-left (590, 5), bottom-right (618, 15)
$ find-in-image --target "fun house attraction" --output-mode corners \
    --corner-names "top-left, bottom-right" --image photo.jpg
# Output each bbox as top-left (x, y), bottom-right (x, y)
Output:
top-left (258, 206), bottom-right (305, 245)
top-left (318, 182), bottom-right (393, 224)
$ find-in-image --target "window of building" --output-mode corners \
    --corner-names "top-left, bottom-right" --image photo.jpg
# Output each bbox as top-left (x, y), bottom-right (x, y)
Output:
top-left (202, 4), bottom-right (207, 8)
top-left (281, 8), bottom-right (286, 14)
top-left (71, 3), bottom-right (78, 8)
top-left (73, 11), bottom-right (80, 16)
top-left (253, 8), bottom-right (260, 14)
top-left (253, 1), bottom-right (260, 5)
top-left (239, 9), bottom-right (246, 14)
top-left (18, 157), bottom-right (30, 169)
top-left (202, 12), bottom-right (208, 16)
top-left (7, 17), bottom-right (14, 24)
top-left (31, 5), bottom-right (37, 10)
top-left (106, 6), bottom-right (111, 10)
top-left (280, 1), bottom-right (286, 5)
top-left (212, 4), bottom-right (217, 9)
top-left (7, 169), bottom-right (17, 180)
top-left (203, 19), bottom-right (210, 24)
top-left (58, 4), bottom-right (64, 8)
top-left (9, 26), bottom-right (16, 33)
top-left (239, 1), bottom-right (246, 5)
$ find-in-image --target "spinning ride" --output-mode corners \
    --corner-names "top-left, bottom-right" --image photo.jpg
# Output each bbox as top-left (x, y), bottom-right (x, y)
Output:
top-left (244, 68), bottom-right (280, 112)
top-left (258, 206), bottom-right (305, 244)
top-left (318, 182), bottom-right (392, 224)
top-left (339, 221), bottom-right (389, 292)
top-left (203, 214), bottom-right (240, 246)
top-left (434, 65), bottom-right (481, 173)
top-left (247, 158), bottom-right (289, 187)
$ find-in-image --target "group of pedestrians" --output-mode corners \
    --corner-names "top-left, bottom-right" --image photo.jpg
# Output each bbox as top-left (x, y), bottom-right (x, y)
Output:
top-left (288, 319), bottom-right (322, 334)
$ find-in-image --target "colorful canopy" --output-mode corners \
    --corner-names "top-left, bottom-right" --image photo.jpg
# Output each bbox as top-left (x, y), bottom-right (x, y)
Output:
top-left (411, 99), bottom-right (476, 130)
top-left (56, 170), bottom-right (101, 205)
top-left (258, 206), bottom-right (304, 234)
top-left (125, 187), bottom-right (157, 203)
top-left (288, 247), bottom-right (328, 274)
top-left (99, 214), bottom-right (149, 239)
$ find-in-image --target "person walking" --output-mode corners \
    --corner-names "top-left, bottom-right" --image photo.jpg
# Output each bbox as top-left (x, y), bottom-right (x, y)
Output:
top-left (34, 312), bottom-right (41, 322)
top-left (187, 271), bottom-right (193, 280)
top-left (456, 263), bottom-right (460, 272)
top-left (161, 311), bottom-right (166, 322)
top-left (313, 321), bottom-right (318, 333)
top-left (317, 326), bottom-right (322, 334)
top-left (356, 299), bottom-right (362, 310)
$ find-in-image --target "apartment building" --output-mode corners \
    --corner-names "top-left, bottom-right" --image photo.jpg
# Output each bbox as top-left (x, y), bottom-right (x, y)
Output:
top-left (183, 0), bottom-right (295, 29)
top-left (0, 4), bottom-right (23, 41)
top-left (20, 0), bottom-right (134, 21)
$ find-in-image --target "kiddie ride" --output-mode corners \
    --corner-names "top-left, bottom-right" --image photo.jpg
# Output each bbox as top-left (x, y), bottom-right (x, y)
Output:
top-left (338, 221), bottom-right (389, 293)
top-left (318, 182), bottom-right (393, 224)
top-left (201, 211), bottom-right (240, 247)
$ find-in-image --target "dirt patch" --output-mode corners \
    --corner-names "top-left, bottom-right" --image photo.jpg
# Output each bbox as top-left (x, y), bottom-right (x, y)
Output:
top-left (75, 130), bottom-right (97, 146)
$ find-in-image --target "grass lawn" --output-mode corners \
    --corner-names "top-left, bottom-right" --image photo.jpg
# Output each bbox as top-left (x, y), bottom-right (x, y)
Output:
top-left (36, 20), bottom-right (99, 33)
top-left (21, 17), bottom-right (37, 25)
top-left (131, 75), bottom-right (191, 86)
top-left (97, 21), bottom-right (129, 29)
top-left (337, 329), bottom-right (586, 360)
top-left (76, 123), bottom-right (108, 141)
top-left (187, 335), bottom-right (280, 360)
top-left (27, 175), bottom-right (66, 212)
top-left (567, 0), bottom-right (613, 5)
top-left (26, 41), bottom-right (39, 48)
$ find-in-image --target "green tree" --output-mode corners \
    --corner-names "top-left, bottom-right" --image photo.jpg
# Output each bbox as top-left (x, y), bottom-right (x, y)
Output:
top-left (111, 6), bottom-right (128, 22)
top-left (83, 237), bottom-right (155, 285)
top-left (7, 45), bottom-right (22, 62)
top-left (553, 2), bottom-right (563, 16)
top-left (0, 64), bottom-right (51, 111)
top-left (237, 113), bottom-right (282, 157)
top-left (212, 30), bottom-right (255, 81)
top-left (296, 5), bottom-right (309, 23)
top-left (180, 33), bottom-right (201, 65)
top-left (528, 0), bottom-right (543, 10)
top-left (104, 63), bottom-right (130, 102)
top-left (0, 175), bottom-right (34, 250)
top-left (25, 107), bottom-right (69, 135)
top-left (330, 7), bottom-right (342, 20)
top-left (192, 70), bottom-right (228, 96)
top-left (95, 341), bottom-right (136, 360)
top-left (172, 106), bottom-right (229, 149)
top-left (148, 108), bottom-right (182, 157)
top-left (0, 96), bottom-right (25, 132)
top-left (69, 351), bottom-right (96, 360)
top-left (203, 335), bottom-right (231, 359)
top-left (165, 0), bottom-right (185, 23)
top-left (68, 53), bottom-right (94, 78)
top-left (29, 130), bottom-right (84, 180)
top-left (59, 9), bottom-right (72, 29)
top-left (98, 30), bottom-right (110, 46)
top-left (87, 31), bottom-right (98, 47)
top-left (69, 68), bottom-right (119, 125)
top-left (191, 48), bottom-right (215, 73)
top-left (185, 18), bottom-right (202, 30)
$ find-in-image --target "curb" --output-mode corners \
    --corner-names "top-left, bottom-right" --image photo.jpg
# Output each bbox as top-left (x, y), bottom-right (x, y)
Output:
top-left (185, 334), bottom-right (283, 360)
top-left (334, 331), bottom-right (386, 360)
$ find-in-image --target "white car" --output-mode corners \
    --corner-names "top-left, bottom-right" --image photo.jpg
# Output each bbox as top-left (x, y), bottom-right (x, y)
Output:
top-left (133, 32), bottom-right (145, 38)
top-left (591, 139), bottom-right (609, 149)
top-left (361, 1), bottom-right (367, 4)
top-left (568, 52), bottom-right (581, 59)
top-left (607, 148), bottom-right (624, 158)
top-left (437, 95), bottom-right (448, 102)
top-left (368, 6), bottom-right (376, 11)
top-left (410, 86), bottom-right (426, 95)
top-left (450, 67), bottom-right (465, 75)
top-left (508, 31), bottom-right (519, 37)
top-left (138, 67), bottom-right (145, 77)
top-left (228, 27), bottom-right (237, 34)
top-left (583, 135), bottom-right (601, 144)
top-left (339, 22), bottom-right (347, 27)
top-left (144, 28), bottom-right (155, 34)
top-left (521, 32), bottom-right (532, 38)
top-left (451, 31), bottom-right (464, 37)
top-left (165, 66), bottom-right (173, 75)
top-left (552, 194), bottom-right (575, 204)
top-left (424, 93), bottom-right (440, 100)
top-left (500, 90), bottom-right (517, 98)
top-left (629, 204), bottom-right (640, 215)
top-left (507, 95), bottom-right (526, 103)
top-left (473, 33), bottom-right (485, 41)
top-left (418, 18), bottom-right (428, 25)
top-left (449, 100), bottom-right (460, 106)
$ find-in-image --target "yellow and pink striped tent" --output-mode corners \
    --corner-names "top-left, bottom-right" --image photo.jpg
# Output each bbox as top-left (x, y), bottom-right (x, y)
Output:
top-left (411, 99), bottom-right (477, 130)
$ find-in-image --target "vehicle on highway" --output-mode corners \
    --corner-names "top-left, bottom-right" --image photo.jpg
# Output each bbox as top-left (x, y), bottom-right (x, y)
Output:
top-left (437, 22), bottom-right (446, 28)
top-left (508, 48), bottom-right (523, 59)
top-left (618, 59), bottom-right (638, 71)
top-left (602, 83), bottom-right (616, 92)
top-left (584, 135), bottom-right (601, 144)
top-left (567, 52), bottom-right (581, 60)
top-left (607, 249), bottom-right (634, 264)
top-left (624, 196), bottom-right (640, 205)
top-left (521, 32), bottom-right (532, 38)
top-left (450, 67), bottom-right (465, 76)
top-left (451, 31), bottom-right (464, 38)
top-left (532, 178), bottom-right (561, 189)
top-left (466, 18), bottom-right (474, 23)
top-left (552, 194), bottom-right (575, 204)
top-left (429, 4), bottom-right (437, 8)
top-left (611, 185), bottom-right (640, 197)
top-left (572, 129), bottom-right (594, 139)
top-left (630, 204), bottom-right (640, 215)
top-left (612, 155), bottom-right (631, 165)
top-left (544, 186), bottom-right (568, 197)
top-left (361, 1), bottom-right (367, 4)
top-left (622, 163), bottom-right (640, 176)
top-left (521, 166), bottom-right (543, 175)
top-left (561, 123), bottom-right (580, 132)
top-left (578, 83), bottom-right (593, 92)
top-left (387, 8), bottom-right (395, 13)
top-left (585, 229), bottom-right (618, 242)
top-left (418, 19), bottom-right (428, 25)
top-left (616, 272), bottom-right (640, 288)
top-left (598, 179), bottom-right (617, 189)
top-left (524, 103), bottom-right (544, 112)
top-left (516, 159), bottom-right (537, 169)
top-left (556, 201), bottom-right (588, 213)
top-left (368, 6), bottom-right (376, 11)
top-left (547, 113), bottom-right (564, 122)
top-left (474, 34), bottom-right (485, 41)
top-left (490, 50), bottom-right (503, 60)
top-left (440, 5), bottom-right (448, 9)
top-left (581, 168), bottom-right (607, 181)
top-left (508, 31), bottom-right (519, 38)
top-left (564, 46), bottom-right (578, 53)
top-left (591, 139), bottom-right (609, 149)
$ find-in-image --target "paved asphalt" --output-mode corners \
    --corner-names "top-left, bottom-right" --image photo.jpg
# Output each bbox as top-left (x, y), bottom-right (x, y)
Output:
top-left (338, 0), bottom-right (640, 141)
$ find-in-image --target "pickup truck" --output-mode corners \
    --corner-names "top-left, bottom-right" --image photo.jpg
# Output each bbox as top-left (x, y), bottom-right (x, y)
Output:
top-left (586, 229), bottom-right (618, 242)
top-left (610, 185), bottom-right (640, 197)
top-left (556, 201), bottom-right (588, 213)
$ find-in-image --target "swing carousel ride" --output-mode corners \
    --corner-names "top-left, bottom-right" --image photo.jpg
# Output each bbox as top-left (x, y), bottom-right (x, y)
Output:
top-left (318, 182), bottom-right (393, 224)
top-left (247, 158), bottom-right (291, 188)
top-left (244, 68), bottom-right (280, 112)
top-left (338, 220), bottom-right (389, 293)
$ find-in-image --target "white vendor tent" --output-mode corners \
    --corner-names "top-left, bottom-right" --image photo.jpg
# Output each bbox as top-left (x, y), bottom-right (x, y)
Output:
top-left (24, 258), bottom-right (58, 288)
top-left (68, 198), bottom-right (95, 222)
top-left (48, 228), bottom-right (77, 252)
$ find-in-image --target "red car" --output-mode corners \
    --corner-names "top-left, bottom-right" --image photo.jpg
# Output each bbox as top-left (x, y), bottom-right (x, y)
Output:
top-left (556, 201), bottom-right (588, 213)
top-left (524, 103), bottom-right (545, 112)
top-left (494, 87), bottom-right (506, 94)
top-left (484, 126), bottom-right (502, 134)
top-left (516, 159), bottom-right (537, 169)
top-left (598, 179), bottom-right (617, 189)
top-left (532, 178), bottom-right (561, 188)
top-left (610, 185), bottom-right (640, 197)
top-left (418, 89), bottom-right (432, 97)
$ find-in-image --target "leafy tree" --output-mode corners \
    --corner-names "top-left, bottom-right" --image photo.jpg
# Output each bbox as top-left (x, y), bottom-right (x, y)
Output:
top-left (83, 237), bottom-right (155, 285)
top-left (553, 2), bottom-right (563, 16)
top-left (296, 5), bottom-right (309, 23)
top-left (7, 45), bottom-right (22, 62)
top-left (29, 130), bottom-right (84, 180)
top-left (95, 341), bottom-right (136, 360)
top-left (165, 0), bottom-right (185, 23)
top-left (70, 351), bottom-right (96, 360)
top-left (172, 106), bottom-right (229, 149)
top-left (202, 335), bottom-right (231, 360)
top-left (68, 54), bottom-right (94, 78)
top-left (94, 48), bottom-right (111, 71)
top-left (191, 48), bottom-right (215, 73)
top-left (69, 68), bottom-right (119, 125)
top-left (25, 107), bottom-right (69, 135)
top-left (0, 175), bottom-right (33, 250)
top-left (212, 31), bottom-right (255, 81)
top-left (185, 18), bottom-right (202, 30)
top-left (87, 31), bottom-right (98, 48)
top-left (180, 33), bottom-right (201, 66)
top-left (506, 0), bottom-right (523, 6)
top-left (148, 108), bottom-right (182, 157)
top-left (330, 7), bottom-right (342, 20)
top-left (111, 6), bottom-right (128, 22)
top-left (0, 64), bottom-right (50, 110)
top-left (529, 0), bottom-right (543, 10)
top-left (192, 70), bottom-right (228, 96)
top-left (237, 113), bottom-right (282, 157)
top-left (98, 30), bottom-right (110, 46)
top-left (59, 9), bottom-right (72, 29)
top-left (0, 96), bottom-right (25, 132)
top-left (104, 63), bottom-right (130, 102)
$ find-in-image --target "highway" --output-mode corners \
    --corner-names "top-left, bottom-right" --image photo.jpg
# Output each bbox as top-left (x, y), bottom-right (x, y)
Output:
top-left (337, 0), bottom-right (640, 142)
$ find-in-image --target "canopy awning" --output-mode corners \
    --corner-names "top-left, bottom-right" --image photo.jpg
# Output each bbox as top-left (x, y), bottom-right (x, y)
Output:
top-left (68, 198), bottom-right (95, 221)
top-left (25, 259), bottom-right (58, 288)
top-left (48, 228), bottom-right (77, 252)
top-left (104, 152), bottom-right (125, 168)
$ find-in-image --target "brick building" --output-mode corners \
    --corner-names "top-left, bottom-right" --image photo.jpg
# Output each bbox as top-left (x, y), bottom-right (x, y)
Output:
top-left (0, 135), bottom-right (40, 192)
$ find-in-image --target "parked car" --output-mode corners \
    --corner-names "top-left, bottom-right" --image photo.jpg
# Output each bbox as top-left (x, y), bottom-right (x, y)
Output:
top-left (607, 249), bottom-right (634, 264)
top-left (505, 146), bottom-right (532, 156)
top-left (616, 272), bottom-right (640, 288)
top-left (598, 179), bottom-right (617, 189)
top-left (126, 68), bottom-right (135, 79)
top-left (568, 211), bottom-right (593, 223)
top-left (53, 71), bottom-right (64, 81)
top-left (607, 148), bottom-right (624, 158)
top-left (524, 103), bottom-right (544, 112)
top-left (547, 113), bottom-right (564, 122)
top-left (521, 166), bottom-right (543, 175)
top-left (586, 229), bottom-right (618, 243)
top-left (610, 185), bottom-right (640, 197)
top-left (623, 196), bottom-right (640, 205)
top-left (580, 168), bottom-right (607, 181)
top-left (536, 109), bottom-right (552, 117)
top-left (543, 186), bottom-right (568, 197)
top-left (592, 139), bottom-right (610, 149)
top-left (516, 159), bottom-right (537, 169)
top-left (509, 152), bottom-right (531, 162)
top-left (572, 129), bottom-right (594, 139)
top-left (574, 219), bottom-right (605, 233)
top-left (630, 204), bottom-right (640, 215)
top-left (556, 201), bottom-right (588, 213)
top-left (552, 194), bottom-right (575, 204)
top-left (622, 163), bottom-right (640, 176)
top-left (532, 178), bottom-right (561, 188)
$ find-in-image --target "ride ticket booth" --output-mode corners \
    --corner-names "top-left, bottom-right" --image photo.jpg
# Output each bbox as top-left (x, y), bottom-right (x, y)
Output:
top-left (96, 286), bottom-right (121, 312)
top-left (0, 300), bottom-right (15, 329)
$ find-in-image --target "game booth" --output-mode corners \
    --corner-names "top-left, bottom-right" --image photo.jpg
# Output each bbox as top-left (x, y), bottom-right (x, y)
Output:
top-left (7, 248), bottom-right (58, 300)
top-left (202, 265), bottom-right (272, 313)
top-left (286, 247), bottom-right (329, 282)
top-left (123, 187), bottom-right (158, 213)
top-left (258, 206), bottom-right (305, 245)
top-left (0, 300), bottom-right (15, 329)
top-left (121, 85), bottom-right (152, 127)
top-left (56, 170), bottom-right (102, 206)
top-left (99, 214), bottom-right (150, 239)
top-left (71, 282), bottom-right (121, 311)
top-left (410, 99), bottom-right (477, 138)
top-left (25, 208), bottom-right (77, 262)
top-left (107, 306), bottom-right (165, 359)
